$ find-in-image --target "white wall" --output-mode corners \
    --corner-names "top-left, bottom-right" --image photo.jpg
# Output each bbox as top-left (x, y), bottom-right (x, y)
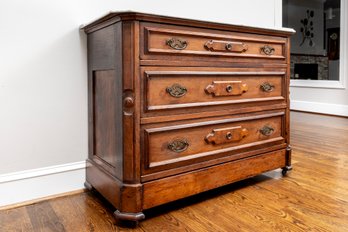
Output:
top-left (0, 0), bottom-right (283, 206)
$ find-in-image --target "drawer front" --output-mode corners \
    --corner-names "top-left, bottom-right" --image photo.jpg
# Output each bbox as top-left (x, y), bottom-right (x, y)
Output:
top-left (141, 23), bottom-right (287, 63)
top-left (143, 112), bottom-right (285, 175)
top-left (144, 69), bottom-right (285, 112)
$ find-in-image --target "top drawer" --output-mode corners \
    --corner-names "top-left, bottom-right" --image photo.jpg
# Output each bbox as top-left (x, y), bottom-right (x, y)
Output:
top-left (140, 23), bottom-right (288, 64)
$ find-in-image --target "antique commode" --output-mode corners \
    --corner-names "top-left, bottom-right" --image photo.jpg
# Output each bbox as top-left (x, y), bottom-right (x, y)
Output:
top-left (82, 12), bottom-right (295, 222)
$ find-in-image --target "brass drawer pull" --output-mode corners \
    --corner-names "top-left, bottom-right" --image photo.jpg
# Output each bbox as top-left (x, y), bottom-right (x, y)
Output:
top-left (205, 40), bottom-right (248, 53)
top-left (205, 126), bottom-right (248, 145)
top-left (166, 83), bottom-right (187, 98)
top-left (166, 38), bottom-right (188, 50)
top-left (260, 45), bottom-right (275, 55)
top-left (260, 125), bottom-right (274, 136)
top-left (205, 81), bottom-right (248, 96)
top-left (260, 82), bottom-right (275, 92)
top-left (167, 139), bottom-right (189, 153)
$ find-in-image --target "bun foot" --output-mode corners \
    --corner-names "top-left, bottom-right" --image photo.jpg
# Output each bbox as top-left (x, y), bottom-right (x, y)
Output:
top-left (114, 210), bottom-right (145, 226)
top-left (282, 165), bottom-right (292, 176)
top-left (84, 181), bottom-right (93, 191)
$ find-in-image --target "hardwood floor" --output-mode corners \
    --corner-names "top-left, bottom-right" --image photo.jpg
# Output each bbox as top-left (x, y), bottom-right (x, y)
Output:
top-left (1, 111), bottom-right (348, 232)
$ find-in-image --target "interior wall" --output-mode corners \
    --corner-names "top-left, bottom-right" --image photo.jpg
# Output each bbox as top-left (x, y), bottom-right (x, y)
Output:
top-left (285, 0), bottom-right (325, 55)
top-left (0, 0), bottom-right (281, 175)
top-left (283, 0), bottom-right (348, 116)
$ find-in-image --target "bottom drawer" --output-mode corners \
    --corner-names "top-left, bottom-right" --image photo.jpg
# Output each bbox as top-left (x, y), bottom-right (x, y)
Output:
top-left (142, 111), bottom-right (285, 178)
top-left (143, 149), bottom-right (286, 209)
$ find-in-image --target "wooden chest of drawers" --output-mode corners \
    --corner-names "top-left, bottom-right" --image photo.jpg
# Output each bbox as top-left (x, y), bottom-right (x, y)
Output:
top-left (83, 12), bottom-right (295, 222)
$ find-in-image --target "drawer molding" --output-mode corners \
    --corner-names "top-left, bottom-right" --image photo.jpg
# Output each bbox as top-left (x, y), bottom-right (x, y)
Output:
top-left (145, 111), bottom-right (284, 133)
top-left (145, 70), bottom-right (286, 78)
top-left (144, 26), bottom-right (286, 60)
top-left (145, 70), bottom-right (286, 111)
top-left (148, 137), bottom-right (284, 168)
top-left (144, 111), bottom-right (285, 171)
top-left (148, 96), bottom-right (285, 110)
top-left (145, 71), bottom-right (286, 77)
top-left (145, 26), bottom-right (288, 44)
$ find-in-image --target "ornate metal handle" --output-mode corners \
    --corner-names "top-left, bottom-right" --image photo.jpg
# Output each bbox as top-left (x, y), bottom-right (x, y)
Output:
top-left (260, 125), bottom-right (275, 136)
top-left (167, 139), bottom-right (189, 153)
top-left (166, 83), bottom-right (187, 98)
top-left (260, 82), bottom-right (275, 92)
top-left (205, 40), bottom-right (248, 53)
top-left (260, 45), bottom-right (275, 55)
top-left (205, 126), bottom-right (248, 145)
top-left (166, 38), bottom-right (188, 50)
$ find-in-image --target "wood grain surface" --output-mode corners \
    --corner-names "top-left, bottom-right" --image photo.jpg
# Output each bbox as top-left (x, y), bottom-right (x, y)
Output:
top-left (141, 23), bottom-right (287, 63)
top-left (1, 111), bottom-right (348, 231)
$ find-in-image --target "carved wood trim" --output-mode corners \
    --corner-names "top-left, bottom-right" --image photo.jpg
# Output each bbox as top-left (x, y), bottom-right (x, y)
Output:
top-left (145, 111), bottom-right (284, 133)
top-left (205, 81), bottom-right (248, 97)
top-left (204, 40), bottom-right (248, 53)
top-left (205, 126), bottom-right (249, 145)
top-left (147, 97), bottom-right (285, 111)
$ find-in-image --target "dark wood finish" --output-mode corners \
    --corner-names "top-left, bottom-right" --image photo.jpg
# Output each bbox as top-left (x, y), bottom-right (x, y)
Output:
top-left (142, 23), bottom-right (286, 62)
top-left (83, 12), bottom-right (294, 223)
top-left (143, 112), bottom-right (284, 175)
top-left (93, 70), bottom-right (119, 169)
top-left (144, 69), bottom-right (285, 112)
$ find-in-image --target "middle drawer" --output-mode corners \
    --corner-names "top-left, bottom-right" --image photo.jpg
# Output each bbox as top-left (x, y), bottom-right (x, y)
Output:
top-left (142, 67), bottom-right (287, 119)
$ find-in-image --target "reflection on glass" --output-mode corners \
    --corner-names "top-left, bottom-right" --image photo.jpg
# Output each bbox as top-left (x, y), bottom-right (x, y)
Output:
top-left (283, 0), bottom-right (340, 81)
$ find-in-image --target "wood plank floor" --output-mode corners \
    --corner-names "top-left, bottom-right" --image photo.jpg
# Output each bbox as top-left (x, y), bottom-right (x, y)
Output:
top-left (1, 111), bottom-right (348, 231)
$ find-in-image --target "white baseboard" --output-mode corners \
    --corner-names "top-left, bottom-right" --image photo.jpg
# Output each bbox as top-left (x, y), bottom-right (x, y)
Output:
top-left (0, 161), bottom-right (86, 208)
top-left (291, 100), bottom-right (348, 117)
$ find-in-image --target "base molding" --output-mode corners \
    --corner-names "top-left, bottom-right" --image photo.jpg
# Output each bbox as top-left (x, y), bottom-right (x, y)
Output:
top-left (290, 100), bottom-right (348, 117)
top-left (142, 149), bottom-right (287, 209)
top-left (0, 161), bottom-right (86, 208)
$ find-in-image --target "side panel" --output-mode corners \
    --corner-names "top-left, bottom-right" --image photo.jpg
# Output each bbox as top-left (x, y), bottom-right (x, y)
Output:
top-left (93, 70), bottom-right (120, 168)
top-left (87, 23), bottom-right (123, 180)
